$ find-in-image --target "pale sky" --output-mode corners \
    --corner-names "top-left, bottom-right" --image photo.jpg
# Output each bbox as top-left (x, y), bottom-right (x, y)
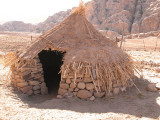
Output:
top-left (0, 0), bottom-right (91, 24)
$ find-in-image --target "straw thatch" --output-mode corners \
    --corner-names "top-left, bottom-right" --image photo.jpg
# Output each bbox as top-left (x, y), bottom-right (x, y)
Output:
top-left (17, 1), bottom-right (114, 60)
top-left (7, 2), bottom-right (136, 97)
top-left (61, 46), bottom-right (134, 93)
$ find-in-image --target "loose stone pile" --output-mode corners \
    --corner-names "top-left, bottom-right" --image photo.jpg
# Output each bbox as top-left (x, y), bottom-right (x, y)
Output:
top-left (10, 56), bottom-right (48, 95)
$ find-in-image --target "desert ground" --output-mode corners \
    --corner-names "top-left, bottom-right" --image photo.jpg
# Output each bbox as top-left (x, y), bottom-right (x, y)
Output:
top-left (0, 32), bottom-right (160, 120)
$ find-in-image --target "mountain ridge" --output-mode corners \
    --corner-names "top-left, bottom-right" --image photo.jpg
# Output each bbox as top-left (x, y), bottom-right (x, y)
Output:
top-left (0, 0), bottom-right (159, 38)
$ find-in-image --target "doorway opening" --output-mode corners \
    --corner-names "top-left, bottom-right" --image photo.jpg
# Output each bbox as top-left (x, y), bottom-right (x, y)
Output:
top-left (38, 49), bottom-right (65, 94)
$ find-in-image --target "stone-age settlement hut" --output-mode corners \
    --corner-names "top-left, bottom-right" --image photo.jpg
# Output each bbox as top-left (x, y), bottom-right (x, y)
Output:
top-left (7, 3), bottom-right (135, 99)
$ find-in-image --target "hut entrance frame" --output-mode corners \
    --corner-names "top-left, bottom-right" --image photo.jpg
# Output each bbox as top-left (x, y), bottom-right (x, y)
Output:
top-left (38, 49), bottom-right (65, 94)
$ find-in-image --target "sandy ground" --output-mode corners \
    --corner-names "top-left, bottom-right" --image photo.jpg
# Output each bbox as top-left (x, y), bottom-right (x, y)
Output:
top-left (0, 32), bottom-right (160, 120)
top-left (121, 37), bottom-right (160, 51)
top-left (0, 58), bottom-right (160, 120)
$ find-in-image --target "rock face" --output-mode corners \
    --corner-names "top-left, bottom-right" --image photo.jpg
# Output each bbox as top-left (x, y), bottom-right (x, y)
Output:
top-left (1, 0), bottom-right (159, 36)
top-left (36, 0), bottom-right (160, 35)
top-left (36, 10), bottom-right (71, 32)
top-left (86, 0), bottom-right (160, 35)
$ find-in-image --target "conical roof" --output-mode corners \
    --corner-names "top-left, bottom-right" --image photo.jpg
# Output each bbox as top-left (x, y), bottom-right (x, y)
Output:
top-left (19, 3), bottom-right (115, 59)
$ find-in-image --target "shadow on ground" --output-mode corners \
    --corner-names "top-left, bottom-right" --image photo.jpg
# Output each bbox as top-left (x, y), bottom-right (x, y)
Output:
top-left (14, 77), bottom-right (160, 119)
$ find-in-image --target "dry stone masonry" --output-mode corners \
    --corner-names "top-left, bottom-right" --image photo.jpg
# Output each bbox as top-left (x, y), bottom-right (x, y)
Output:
top-left (58, 63), bottom-right (134, 100)
top-left (9, 54), bottom-right (134, 100)
top-left (10, 56), bottom-right (48, 95)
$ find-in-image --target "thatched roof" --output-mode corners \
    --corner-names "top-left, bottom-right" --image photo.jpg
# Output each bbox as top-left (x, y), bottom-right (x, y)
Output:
top-left (63, 46), bottom-right (130, 66)
top-left (18, 2), bottom-right (115, 59)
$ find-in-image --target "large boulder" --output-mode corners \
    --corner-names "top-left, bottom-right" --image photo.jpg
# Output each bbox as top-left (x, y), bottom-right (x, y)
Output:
top-left (77, 90), bottom-right (92, 99)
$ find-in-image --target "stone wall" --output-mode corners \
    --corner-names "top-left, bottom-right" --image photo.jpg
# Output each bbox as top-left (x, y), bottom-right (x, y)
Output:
top-left (10, 56), bottom-right (48, 95)
top-left (58, 72), bottom-right (133, 100)
top-left (10, 55), bottom-right (133, 100)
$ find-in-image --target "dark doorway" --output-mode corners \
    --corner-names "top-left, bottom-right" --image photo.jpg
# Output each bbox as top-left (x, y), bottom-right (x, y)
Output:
top-left (38, 49), bottom-right (65, 94)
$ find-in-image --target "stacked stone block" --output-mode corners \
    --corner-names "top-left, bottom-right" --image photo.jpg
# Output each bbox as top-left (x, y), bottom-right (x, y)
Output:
top-left (10, 56), bottom-right (48, 95)
top-left (58, 72), bottom-right (133, 100)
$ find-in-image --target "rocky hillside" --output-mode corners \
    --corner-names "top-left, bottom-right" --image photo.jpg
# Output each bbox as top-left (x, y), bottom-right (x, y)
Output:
top-left (0, 0), bottom-right (160, 36)
top-left (36, 10), bottom-right (71, 33)
top-left (86, 0), bottom-right (160, 35)
top-left (1, 21), bottom-right (36, 32)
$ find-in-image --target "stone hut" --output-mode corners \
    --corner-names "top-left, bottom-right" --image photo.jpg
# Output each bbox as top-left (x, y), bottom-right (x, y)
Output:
top-left (7, 3), bottom-right (135, 99)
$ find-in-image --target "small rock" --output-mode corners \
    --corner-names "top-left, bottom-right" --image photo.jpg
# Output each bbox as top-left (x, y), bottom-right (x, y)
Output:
top-left (73, 92), bottom-right (77, 96)
top-left (16, 79), bottom-right (25, 83)
top-left (60, 83), bottom-right (69, 89)
top-left (68, 88), bottom-right (74, 92)
top-left (66, 78), bottom-right (71, 84)
top-left (57, 95), bottom-right (63, 99)
top-left (28, 81), bottom-right (39, 86)
top-left (156, 83), bottom-right (160, 90)
top-left (33, 85), bottom-right (40, 91)
top-left (77, 82), bottom-right (85, 89)
top-left (86, 83), bottom-right (94, 90)
top-left (63, 92), bottom-right (69, 96)
top-left (146, 83), bottom-right (158, 92)
top-left (34, 90), bottom-right (40, 95)
top-left (39, 77), bottom-right (44, 82)
top-left (20, 86), bottom-right (32, 93)
top-left (77, 90), bottom-right (92, 99)
top-left (27, 90), bottom-right (33, 95)
top-left (70, 83), bottom-right (76, 89)
top-left (155, 68), bottom-right (160, 73)
top-left (74, 88), bottom-right (79, 92)
top-left (94, 92), bottom-right (105, 98)
top-left (113, 88), bottom-right (120, 95)
top-left (41, 82), bottom-right (48, 95)
top-left (120, 87), bottom-right (126, 92)
top-left (64, 92), bottom-right (73, 98)
top-left (90, 96), bottom-right (95, 101)
top-left (17, 82), bottom-right (28, 88)
top-left (58, 88), bottom-right (68, 95)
